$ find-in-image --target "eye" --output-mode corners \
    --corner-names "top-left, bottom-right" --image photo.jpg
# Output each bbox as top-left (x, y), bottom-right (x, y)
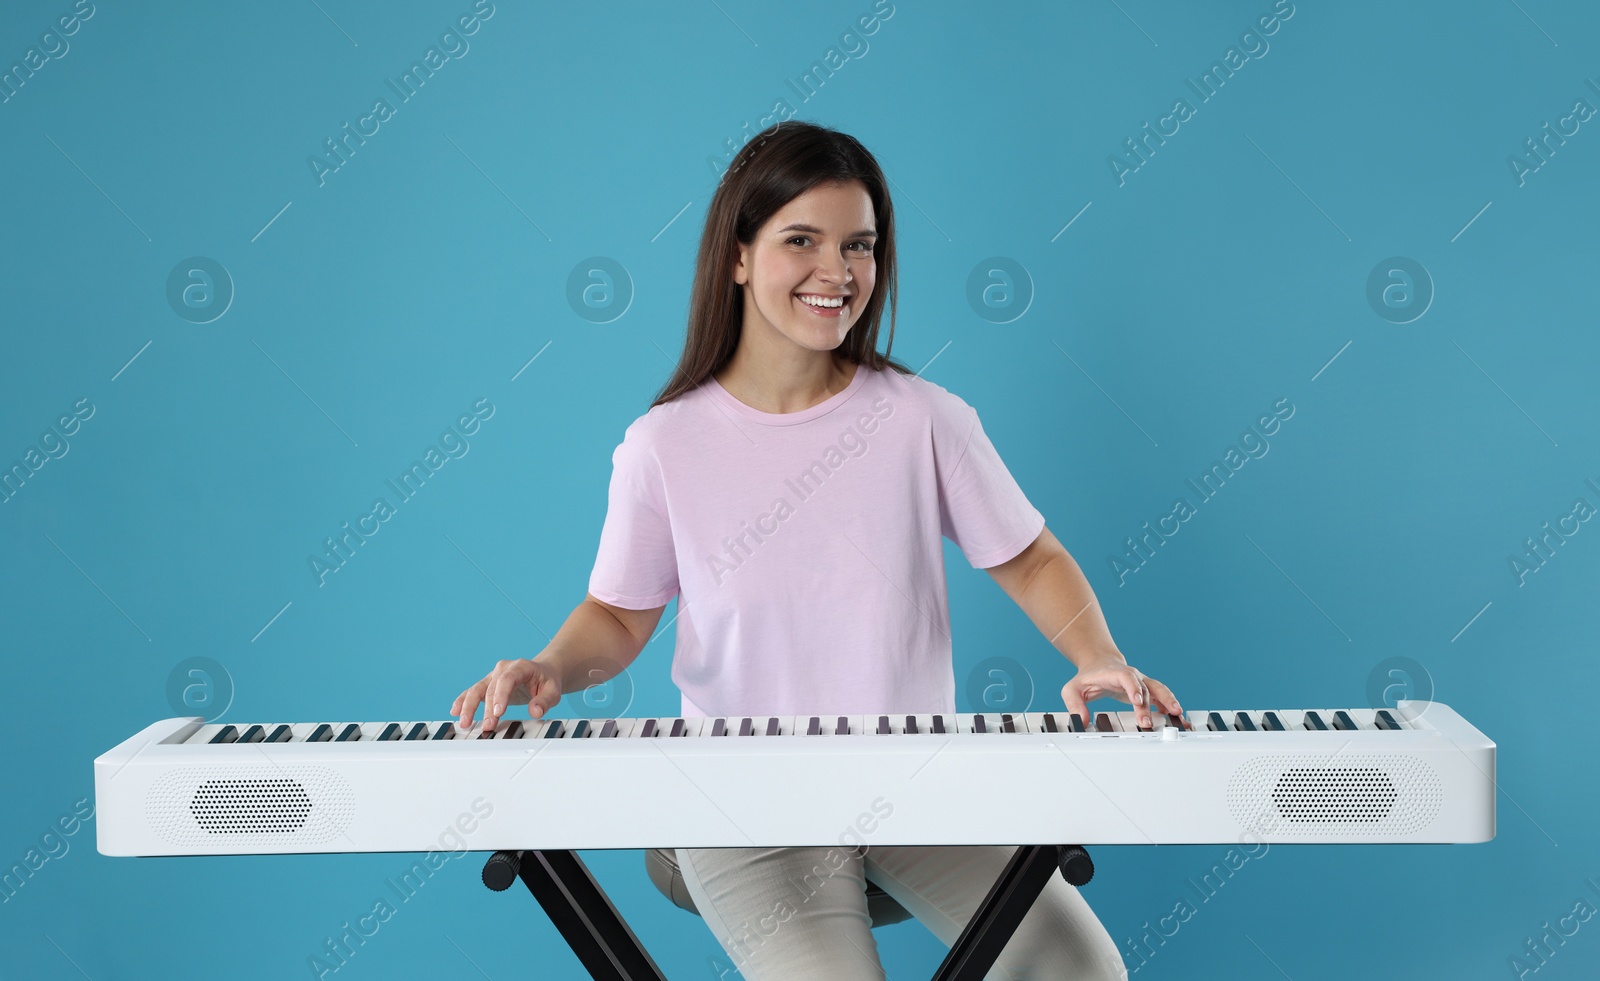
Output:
top-left (848, 241), bottom-right (874, 253)
top-left (787, 236), bottom-right (812, 247)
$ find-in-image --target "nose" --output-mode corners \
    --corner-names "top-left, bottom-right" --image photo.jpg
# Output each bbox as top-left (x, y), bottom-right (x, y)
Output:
top-left (814, 246), bottom-right (850, 286)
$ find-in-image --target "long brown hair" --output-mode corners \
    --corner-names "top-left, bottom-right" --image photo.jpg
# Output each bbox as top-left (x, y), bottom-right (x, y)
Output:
top-left (650, 121), bottom-right (914, 408)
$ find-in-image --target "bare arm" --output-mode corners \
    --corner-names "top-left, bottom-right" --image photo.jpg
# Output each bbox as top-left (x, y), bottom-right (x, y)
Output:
top-left (452, 593), bottom-right (667, 730)
top-left (986, 526), bottom-right (1182, 728)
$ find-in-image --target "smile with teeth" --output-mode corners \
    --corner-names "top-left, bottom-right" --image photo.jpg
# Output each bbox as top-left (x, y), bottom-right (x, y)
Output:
top-left (797, 293), bottom-right (849, 315)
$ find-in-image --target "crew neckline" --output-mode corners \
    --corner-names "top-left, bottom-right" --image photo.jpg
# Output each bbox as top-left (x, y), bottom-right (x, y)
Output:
top-left (706, 361), bottom-right (868, 427)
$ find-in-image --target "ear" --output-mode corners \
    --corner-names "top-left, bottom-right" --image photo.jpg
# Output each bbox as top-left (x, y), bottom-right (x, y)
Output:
top-left (732, 241), bottom-right (752, 286)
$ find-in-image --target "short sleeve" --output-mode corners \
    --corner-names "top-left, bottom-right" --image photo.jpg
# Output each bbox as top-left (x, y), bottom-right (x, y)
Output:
top-left (938, 406), bottom-right (1046, 569)
top-left (587, 421), bottom-right (680, 609)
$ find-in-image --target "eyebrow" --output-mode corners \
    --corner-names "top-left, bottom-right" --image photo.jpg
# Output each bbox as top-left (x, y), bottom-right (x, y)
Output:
top-left (776, 223), bottom-right (878, 238)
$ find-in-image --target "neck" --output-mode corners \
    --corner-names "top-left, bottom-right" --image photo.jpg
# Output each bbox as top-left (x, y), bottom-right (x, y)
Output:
top-left (715, 344), bottom-right (856, 414)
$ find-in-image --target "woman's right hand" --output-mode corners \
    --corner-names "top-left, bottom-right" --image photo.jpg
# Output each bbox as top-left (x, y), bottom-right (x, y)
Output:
top-left (451, 658), bottom-right (564, 732)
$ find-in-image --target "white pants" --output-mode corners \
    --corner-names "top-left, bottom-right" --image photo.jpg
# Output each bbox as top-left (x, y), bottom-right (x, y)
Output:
top-left (675, 844), bottom-right (1126, 980)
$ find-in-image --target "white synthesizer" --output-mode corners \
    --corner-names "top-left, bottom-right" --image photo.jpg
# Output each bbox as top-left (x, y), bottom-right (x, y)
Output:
top-left (95, 700), bottom-right (1494, 857)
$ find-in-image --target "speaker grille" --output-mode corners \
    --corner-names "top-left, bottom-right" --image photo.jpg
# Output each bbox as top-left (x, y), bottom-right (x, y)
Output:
top-left (1227, 754), bottom-right (1441, 837)
top-left (146, 765), bottom-right (354, 846)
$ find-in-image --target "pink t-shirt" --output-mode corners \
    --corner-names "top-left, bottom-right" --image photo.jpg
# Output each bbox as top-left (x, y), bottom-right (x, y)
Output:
top-left (587, 362), bottom-right (1045, 718)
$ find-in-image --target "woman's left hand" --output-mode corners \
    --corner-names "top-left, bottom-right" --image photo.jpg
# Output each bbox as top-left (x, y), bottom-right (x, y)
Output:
top-left (1061, 656), bottom-right (1182, 731)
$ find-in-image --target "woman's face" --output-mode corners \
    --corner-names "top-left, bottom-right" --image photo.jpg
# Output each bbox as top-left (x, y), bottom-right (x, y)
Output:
top-left (733, 180), bottom-right (877, 358)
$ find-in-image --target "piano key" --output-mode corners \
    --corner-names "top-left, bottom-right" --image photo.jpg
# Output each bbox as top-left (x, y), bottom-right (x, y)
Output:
top-left (1094, 713), bottom-right (1115, 733)
top-left (1261, 712), bottom-right (1285, 731)
top-left (1374, 710), bottom-right (1402, 731)
top-left (431, 722), bottom-right (455, 740)
top-left (905, 715), bottom-right (918, 734)
top-left (931, 715), bottom-right (945, 734)
top-left (738, 718), bottom-right (753, 737)
top-left (1303, 711), bottom-right (1328, 730)
top-left (669, 718), bottom-right (685, 738)
top-left (335, 723), bottom-right (361, 742)
top-left (600, 719), bottom-right (618, 739)
top-left (1001, 714), bottom-right (1017, 733)
top-left (807, 716), bottom-right (821, 736)
top-left (1069, 713), bottom-right (1087, 733)
top-left (307, 724), bottom-right (333, 743)
top-left (208, 725), bottom-right (239, 744)
top-left (405, 722), bottom-right (430, 741)
top-left (1206, 712), bottom-right (1230, 732)
top-left (238, 725), bottom-right (266, 744)
top-left (711, 718), bottom-right (726, 737)
top-left (640, 719), bottom-right (657, 738)
top-left (1164, 713), bottom-right (1189, 731)
top-left (836, 716), bottom-right (849, 735)
top-left (571, 719), bottom-right (590, 739)
top-left (1136, 714), bottom-right (1154, 733)
top-left (1332, 710), bottom-right (1359, 731)
top-left (877, 715), bottom-right (891, 735)
top-left (1233, 712), bottom-right (1258, 732)
top-left (265, 724), bottom-right (293, 743)
top-left (378, 723), bottom-right (403, 741)
top-left (973, 714), bottom-right (988, 734)
top-left (766, 717), bottom-right (780, 736)
top-left (1042, 713), bottom-right (1059, 733)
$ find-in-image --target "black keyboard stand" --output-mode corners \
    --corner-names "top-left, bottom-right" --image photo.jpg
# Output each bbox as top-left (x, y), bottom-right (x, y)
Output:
top-left (482, 843), bottom-right (1093, 981)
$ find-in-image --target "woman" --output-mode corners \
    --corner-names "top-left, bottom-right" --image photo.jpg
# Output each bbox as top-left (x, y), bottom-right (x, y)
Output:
top-left (452, 121), bottom-right (1178, 979)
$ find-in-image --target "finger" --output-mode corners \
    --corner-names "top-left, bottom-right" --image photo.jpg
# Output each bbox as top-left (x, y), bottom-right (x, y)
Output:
top-left (1146, 678), bottom-right (1183, 720)
top-left (528, 677), bottom-right (554, 720)
top-left (1119, 673), bottom-right (1151, 728)
top-left (457, 688), bottom-right (481, 729)
top-left (1061, 683), bottom-right (1090, 732)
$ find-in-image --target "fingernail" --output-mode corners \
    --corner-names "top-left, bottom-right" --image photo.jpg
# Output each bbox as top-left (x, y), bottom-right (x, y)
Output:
top-left (494, 703), bottom-right (504, 716)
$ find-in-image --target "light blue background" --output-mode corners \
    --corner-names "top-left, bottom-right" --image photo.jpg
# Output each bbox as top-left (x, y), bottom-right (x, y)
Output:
top-left (2, 1), bottom-right (1597, 978)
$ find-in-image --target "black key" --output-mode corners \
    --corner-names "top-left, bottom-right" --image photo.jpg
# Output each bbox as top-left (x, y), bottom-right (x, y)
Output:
top-left (766, 717), bottom-right (780, 736)
top-left (431, 722), bottom-right (455, 740)
top-left (1095, 713), bottom-right (1115, 733)
top-left (836, 716), bottom-right (849, 735)
top-left (335, 723), bottom-right (361, 742)
top-left (1043, 713), bottom-right (1059, 733)
top-left (1001, 714), bottom-right (1017, 733)
top-left (1165, 713), bottom-right (1189, 731)
top-left (1233, 712), bottom-right (1258, 732)
top-left (669, 719), bottom-right (685, 738)
top-left (571, 720), bottom-right (590, 739)
top-left (208, 725), bottom-right (239, 744)
top-left (711, 718), bottom-right (726, 737)
top-left (877, 715), bottom-right (891, 735)
top-left (905, 715), bottom-right (918, 734)
top-left (1303, 711), bottom-right (1328, 730)
top-left (931, 715), bottom-right (945, 734)
top-left (1332, 710), bottom-right (1359, 731)
top-left (600, 719), bottom-right (618, 739)
top-left (807, 716), bottom-right (821, 736)
top-left (1261, 712), bottom-right (1285, 731)
top-left (973, 714), bottom-right (988, 733)
top-left (405, 722), bottom-right (430, 741)
top-left (738, 718), bottom-right (753, 737)
top-left (379, 723), bottom-right (402, 741)
top-left (1136, 715), bottom-right (1154, 733)
top-left (1375, 710), bottom-right (1402, 731)
top-left (308, 724), bottom-right (333, 743)
top-left (498, 720), bottom-right (522, 739)
top-left (238, 725), bottom-right (266, 744)
top-left (265, 724), bottom-right (293, 743)
top-left (641, 719), bottom-right (657, 738)
top-left (1206, 712), bottom-right (1229, 732)
top-left (1069, 714), bottom-right (1087, 733)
